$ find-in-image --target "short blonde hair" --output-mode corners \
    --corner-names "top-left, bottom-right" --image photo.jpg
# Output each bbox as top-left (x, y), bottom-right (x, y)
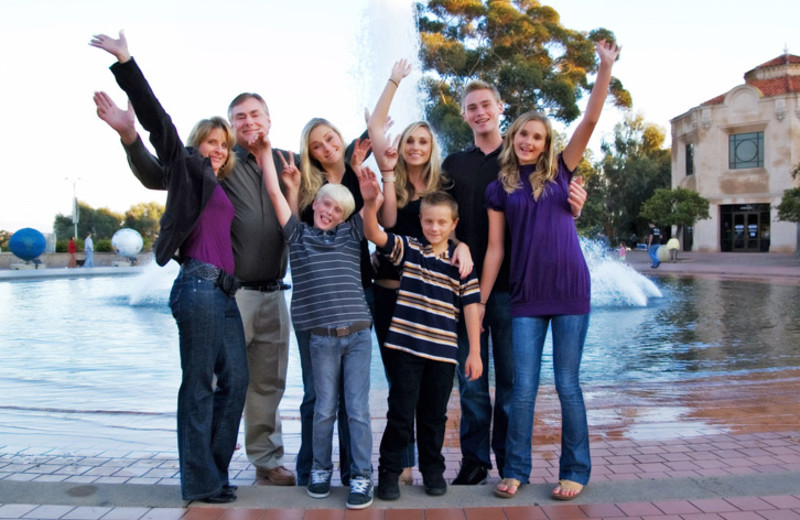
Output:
top-left (315, 183), bottom-right (356, 221)
top-left (187, 116), bottom-right (236, 180)
top-left (461, 80), bottom-right (502, 113)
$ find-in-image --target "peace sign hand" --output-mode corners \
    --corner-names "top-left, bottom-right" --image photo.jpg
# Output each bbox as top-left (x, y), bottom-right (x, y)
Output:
top-left (277, 150), bottom-right (301, 192)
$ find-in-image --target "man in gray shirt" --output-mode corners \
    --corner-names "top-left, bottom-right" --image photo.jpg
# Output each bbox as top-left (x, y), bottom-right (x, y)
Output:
top-left (100, 91), bottom-right (296, 486)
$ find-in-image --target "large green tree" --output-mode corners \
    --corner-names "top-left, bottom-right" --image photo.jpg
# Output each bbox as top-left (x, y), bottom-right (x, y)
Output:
top-left (640, 187), bottom-right (710, 238)
top-left (54, 202), bottom-right (124, 240)
top-left (418, 0), bottom-right (631, 153)
top-left (586, 112), bottom-right (671, 242)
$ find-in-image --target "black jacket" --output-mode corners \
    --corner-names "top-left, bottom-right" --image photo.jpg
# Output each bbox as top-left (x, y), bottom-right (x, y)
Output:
top-left (111, 57), bottom-right (218, 266)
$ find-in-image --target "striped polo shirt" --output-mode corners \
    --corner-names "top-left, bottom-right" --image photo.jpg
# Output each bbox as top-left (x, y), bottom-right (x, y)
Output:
top-left (379, 233), bottom-right (480, 364)
top-left (284, 214), bottom-right (371, 331)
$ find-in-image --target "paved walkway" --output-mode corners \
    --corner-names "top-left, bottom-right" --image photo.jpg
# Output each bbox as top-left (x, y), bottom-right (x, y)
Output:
top-left (2, 251), bottom-right (799, 519)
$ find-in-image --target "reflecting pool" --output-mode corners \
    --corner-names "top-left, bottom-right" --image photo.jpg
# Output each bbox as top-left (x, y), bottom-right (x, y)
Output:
top-left (1, 262), bottom-right (798, 452)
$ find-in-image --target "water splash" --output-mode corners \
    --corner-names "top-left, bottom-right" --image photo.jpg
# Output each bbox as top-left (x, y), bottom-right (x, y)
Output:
top-left (582, 239), bottom-right (662, 307)
top-left (127, 260), bottom-right (178, 306)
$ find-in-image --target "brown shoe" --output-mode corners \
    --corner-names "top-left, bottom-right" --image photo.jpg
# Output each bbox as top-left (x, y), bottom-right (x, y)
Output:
top-left (256, 465), bottom-right (296, 486)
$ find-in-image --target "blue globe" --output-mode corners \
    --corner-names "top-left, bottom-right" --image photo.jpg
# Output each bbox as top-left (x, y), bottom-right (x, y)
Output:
top-left (112, 228), bottom-right (143, 258)
top-left (9, 228), bottom-right (47, 261)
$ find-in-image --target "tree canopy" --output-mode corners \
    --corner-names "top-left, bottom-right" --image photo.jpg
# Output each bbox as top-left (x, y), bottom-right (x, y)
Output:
top-left (53, 200), bottom-right (164, 244)
top-left (579, 112), bottom-right (671, 242)
top-left (418, 0), bottom-right (631, 153)
top-left (124, 201), bottom-right (164, 242)
top-left (640, 187), bottom-right (710, 236)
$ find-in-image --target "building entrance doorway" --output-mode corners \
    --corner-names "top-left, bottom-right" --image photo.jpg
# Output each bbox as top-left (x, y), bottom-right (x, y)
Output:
top-left (720, 204), bottom-right (770, 252)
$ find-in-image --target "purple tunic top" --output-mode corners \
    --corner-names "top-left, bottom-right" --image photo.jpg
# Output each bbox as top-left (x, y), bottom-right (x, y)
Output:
top-left (484, 154), bottom-right (590, 317)
top-left (181, 185), bottom-right (236, 275)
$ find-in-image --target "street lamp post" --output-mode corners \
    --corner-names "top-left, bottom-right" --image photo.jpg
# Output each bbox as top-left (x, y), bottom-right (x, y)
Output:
top-left (65, 177), bottom-right (81, 239)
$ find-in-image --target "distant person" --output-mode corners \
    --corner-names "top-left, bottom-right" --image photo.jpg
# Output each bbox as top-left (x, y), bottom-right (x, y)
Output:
top-left (91, 31), bottom-right (248, 504)
top-left (67, 237), bottom-right (77, 268)
top-left (666, 236), bottom-right (680, 263)
top-left (83, 233), bottom-right (94, 267)
top-left (481, 40), bottom-right (620, 501)
top-left (252, 133), bottom-right (375, 510)
top-left (647, 223), bottom-right (661, 268)
top-left (618, 243), bottom-right (627, 262)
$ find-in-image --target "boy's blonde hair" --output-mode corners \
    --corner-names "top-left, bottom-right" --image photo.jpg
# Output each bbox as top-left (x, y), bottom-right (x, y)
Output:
top-left (497, 111), bottom-right (557, 200)
top-left (461, 79), bottom-right (502, 113)
top-left (315, 183), bottom-right (356, 221)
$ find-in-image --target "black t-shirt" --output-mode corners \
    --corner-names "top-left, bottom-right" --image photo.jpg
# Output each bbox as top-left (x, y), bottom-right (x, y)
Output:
top-left (648, 227), bottom-right (662, 246)
top-left (443, 144), bottom-right (511, 292)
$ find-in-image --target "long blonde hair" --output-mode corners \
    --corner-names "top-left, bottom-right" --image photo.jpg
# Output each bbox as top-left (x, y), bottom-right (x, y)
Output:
top-left (298, 118), bottom-right (346, 212)
top-left (497, 111), bottom-right (557, 200)
top-left (394, 122), bottom-right (447, 208)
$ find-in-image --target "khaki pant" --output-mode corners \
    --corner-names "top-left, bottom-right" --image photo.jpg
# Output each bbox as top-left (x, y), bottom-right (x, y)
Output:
top-left (235, 289), bottom-right (290, 470)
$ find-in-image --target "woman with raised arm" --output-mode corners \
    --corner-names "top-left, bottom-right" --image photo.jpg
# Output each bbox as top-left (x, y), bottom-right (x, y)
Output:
top-left (480, 40), bottom-right (621, 501)
top-left (90, 31), bottom-right (248, 504)
top-left (365, 59), bottom-right (473, 485)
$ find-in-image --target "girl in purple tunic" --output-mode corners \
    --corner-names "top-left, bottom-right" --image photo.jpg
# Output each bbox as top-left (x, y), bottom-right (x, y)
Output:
top-left (479, 40), bottom-right (621, 501)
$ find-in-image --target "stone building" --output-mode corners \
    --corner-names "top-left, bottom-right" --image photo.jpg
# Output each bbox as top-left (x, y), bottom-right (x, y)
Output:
top-left (670, 53), bottom-right (800, 253)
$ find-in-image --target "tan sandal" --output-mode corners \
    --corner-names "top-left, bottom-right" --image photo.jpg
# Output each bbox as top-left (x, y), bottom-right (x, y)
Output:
top-left (552, 479), bottom-right (584, 500)
top-left (494, 478), bottom-right (521, 498)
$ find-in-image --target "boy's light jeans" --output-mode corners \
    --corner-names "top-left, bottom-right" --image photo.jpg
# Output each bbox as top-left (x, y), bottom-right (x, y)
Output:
top-left (309, 327), bottom-right (373, 478)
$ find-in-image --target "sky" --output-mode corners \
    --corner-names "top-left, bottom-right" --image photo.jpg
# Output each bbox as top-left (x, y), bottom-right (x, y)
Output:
top-left (1, 0), bottom-right (798, 234)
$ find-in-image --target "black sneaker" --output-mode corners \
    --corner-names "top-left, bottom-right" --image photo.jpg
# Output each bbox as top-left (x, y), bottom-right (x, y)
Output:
top-left (306, 469), bottom-right (332, 499)
top-left (376, 469), bottom-right (400, 500)
top-left (346, 476), bottom-right (374, 509)
top-left (423, 472), bottom-right (447, 496)
top-left (452, 461), bottom-right (488, 485)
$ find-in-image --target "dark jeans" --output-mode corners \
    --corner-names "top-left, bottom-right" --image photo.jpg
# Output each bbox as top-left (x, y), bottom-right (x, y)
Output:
top-left (169, 267), bottom-right (249, 500)
top-left (456, 290), bottom-right (513, 475)
top-left (295, 286), bottom-right (375, 485)
top-left (378, 347), bottom-right (455, 477)
top-left (374, 284), bottom-right (416, 468)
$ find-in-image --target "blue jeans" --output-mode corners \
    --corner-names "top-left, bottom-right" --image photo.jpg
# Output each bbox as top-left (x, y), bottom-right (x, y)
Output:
top-left (309, 328), bottom-right (373, 478)
top-left (83, 250), bottom-right (94, 268)
top-left (648, 245), bottom-right (660, 267)
top-left (295, 328), bottom-right (350, 485)
top-left (169, 267), bottom-right (249, 500)
top-left (505, 314), bottom-right (591, 485)
top-left (456, 291), bottom-right (514, 474)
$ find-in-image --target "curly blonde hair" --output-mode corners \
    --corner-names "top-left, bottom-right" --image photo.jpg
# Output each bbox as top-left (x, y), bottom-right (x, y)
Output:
top-left (394, 122), bottom-right (447, 208)
top-left (497, 111), bottom-right (557, 200)
top-left (298, 118), bottom-right (346, 212)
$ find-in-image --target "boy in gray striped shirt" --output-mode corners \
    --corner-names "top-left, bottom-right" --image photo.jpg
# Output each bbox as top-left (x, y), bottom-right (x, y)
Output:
top-left (252, 135), bottom-right (374, 510)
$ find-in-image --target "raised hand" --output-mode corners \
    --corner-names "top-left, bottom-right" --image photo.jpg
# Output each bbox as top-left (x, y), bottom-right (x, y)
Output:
top-left (93, 91), bottom-right (138, 145)
top-left (390, 59), bottom-right (413, 85)
top-left (356, 165), bottom-right (381, 203)
top-left (381, 134), bottom-right (400, 173)
top-left (89, 31), bottom-right (131, 63)
top-left (277, 150), bottom-right (301, 193)
top-left (595, 39), bottom-right (620, 67)
top-left (350, 138), bottom-right (372, 171)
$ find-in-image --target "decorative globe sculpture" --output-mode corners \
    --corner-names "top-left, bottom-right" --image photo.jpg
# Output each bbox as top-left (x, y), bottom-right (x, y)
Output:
top-left (9, 228), bottom-right (47, 261)
top-left (111, 228), bottom-right (143, 259)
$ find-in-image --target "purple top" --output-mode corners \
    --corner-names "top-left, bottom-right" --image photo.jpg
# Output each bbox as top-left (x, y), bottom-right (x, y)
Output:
top-left (181, 185), bottom-right (236, 275)
top-left (485, 154), bottom-right (590, 317)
